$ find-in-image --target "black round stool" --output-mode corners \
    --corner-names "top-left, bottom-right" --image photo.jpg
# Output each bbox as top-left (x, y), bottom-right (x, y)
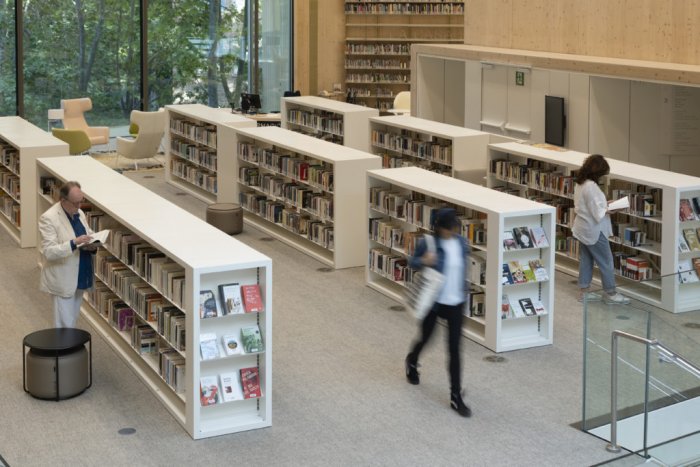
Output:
top-left (23, 328), bottom-right (92, 401)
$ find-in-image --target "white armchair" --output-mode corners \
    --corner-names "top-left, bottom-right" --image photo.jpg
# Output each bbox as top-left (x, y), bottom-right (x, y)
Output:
top-left (60, 98), bottom-right (110, 146)
top-left (116, 109), bottom-right (166, 170)
top-left (387, 91), bottom-right (411, 116)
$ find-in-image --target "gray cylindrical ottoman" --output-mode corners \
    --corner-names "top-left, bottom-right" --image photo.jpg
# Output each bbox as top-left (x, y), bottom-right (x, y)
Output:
top-left (206, 203), bottom-right (243, 235)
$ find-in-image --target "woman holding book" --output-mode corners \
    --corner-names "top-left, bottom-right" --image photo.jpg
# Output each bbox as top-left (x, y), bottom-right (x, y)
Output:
top-left (572, 155), bottom-right (630, 305)
top-left (405, 207), bottom-right (471, 417)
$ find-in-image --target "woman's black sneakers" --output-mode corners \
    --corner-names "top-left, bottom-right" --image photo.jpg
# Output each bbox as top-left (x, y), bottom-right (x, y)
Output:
top-left (451, 391), bottom-right (472, 417)
top-left (405, 354), bottom-right (419, 385)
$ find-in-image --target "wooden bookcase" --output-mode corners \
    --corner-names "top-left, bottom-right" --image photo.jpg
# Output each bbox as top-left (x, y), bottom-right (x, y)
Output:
top-left (280, 96), bottom-right (378, 152)
top-left (367, 166), bottom-right (555, 352)
top-left (487, 141), bottom-right (700, 313)
top-left (0, 117), bottom-right (68, 247)
top-left (344, 0), bottom-right (464, 111)
top-left (165, 104), bottom-right (257, 204)
top-left (234, 125), bottom-right (381, 269)
top-left (36, 156), bottom-right (272, 439)
top-left (369, 115), bottom-right (491, 180)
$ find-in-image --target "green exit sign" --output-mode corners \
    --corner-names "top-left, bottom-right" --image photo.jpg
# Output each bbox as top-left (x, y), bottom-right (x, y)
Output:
top-left (515, 71), bottom-right (525, 86)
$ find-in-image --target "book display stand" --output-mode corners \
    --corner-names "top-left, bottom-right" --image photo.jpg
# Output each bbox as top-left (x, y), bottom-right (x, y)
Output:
top-left (344, 1), bottom-right (464, 111)
top-left (367, 166), bottom-right (555, 352)
top-left (235, 126), bottom-right (381, 269)
top-left (165, 104), bottom-right (256, 204)
top-left (487, 141), bottom-right (700, 313)
top-left (280, 96), bottom-right (378, 152)
top-left (36, 156), bottom-right (272, 439)
top-left (0, 117), bottom-right (68, 247)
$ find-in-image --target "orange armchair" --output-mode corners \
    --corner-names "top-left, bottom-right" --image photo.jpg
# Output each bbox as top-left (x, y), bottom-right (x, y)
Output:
top-left (60, 98), bottom-right (110, 146)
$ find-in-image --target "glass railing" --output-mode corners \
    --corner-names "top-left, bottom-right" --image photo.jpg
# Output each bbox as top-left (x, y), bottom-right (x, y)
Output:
top-left (582, 274), bottom-right (700, 462)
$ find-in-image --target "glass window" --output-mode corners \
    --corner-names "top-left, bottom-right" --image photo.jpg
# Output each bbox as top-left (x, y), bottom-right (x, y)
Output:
top-left (0, 1), bottom-right (16, 116)
top-left (22, 1), bottom-right (139, 137)
top-left (258, 0), bottom-right (292, 113)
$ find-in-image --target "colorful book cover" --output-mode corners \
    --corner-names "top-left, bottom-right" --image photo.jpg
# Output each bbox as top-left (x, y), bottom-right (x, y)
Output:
top-left (508, 260), bottom-right (527, 284)
top-left (693, 197), bottom-right (700, 217)
top-left (218, 283), bottom-right (243, 315)
top-left (241, 284), bottom-right (264, 313)
top-left (199, 289), bottom-right (218, 319)
top-left (520, 262), bottom-right (537, 282)
top-left (679, 234), bottom-right (690, 253)
top-left (240, 325), bottom-right (264, 353)
top-left (528, 259), bottom-right (549, 282)
top-left (503, 231), bottom-right (519, 250)
top-left (677, 259), bottom-right (699, 284)
top-left (518, 297), bottom-right (537, 316)
top-left (502, 263), bottom-right (513, 285)
top-left (693, 257), bottom-right (700, 278)
top-left (513, 226), bottom-right (534, 249)
top-left (679, 199), bottom-right (696, 221)
top-left (684, 229), bottom-right (700, 251)
top-left (240, 367), bottom-right (262, 399)
top-left (221, 334), bottom-right (243, 356)
top-left (529, 226), bottom-right (549, 248)
top-left (501, 294), bottom-right (511, 319)
top-left (199, 375), bottom-right (220, 406)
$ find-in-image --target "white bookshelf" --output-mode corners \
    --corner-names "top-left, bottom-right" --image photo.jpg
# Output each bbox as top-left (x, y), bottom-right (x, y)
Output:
top-left (0, 117), bottom-right (68, 247)
top-left (369, 115), bottom-right (491, 180)
top-left (36, 156), bottom-right (272, 439)
top-left (367, 166), bottom-right (555, 352)
top-left (280, 96), bottom-right (379, 152)
top-left (165, 104), bottom-right (257, 204)
top-left (487, 141), bottom-right (700, 313)
top-left (234, 125), bottom-right (381, 269)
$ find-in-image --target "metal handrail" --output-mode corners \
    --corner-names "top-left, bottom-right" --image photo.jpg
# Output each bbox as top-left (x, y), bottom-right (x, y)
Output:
top-left (606, 330), bottom-right (700, 454)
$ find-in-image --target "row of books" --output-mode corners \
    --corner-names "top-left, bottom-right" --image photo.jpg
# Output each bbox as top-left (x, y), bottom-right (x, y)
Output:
top-left (612, 253), bottom-right (655, 281)
top-left (503, 226), bottom-right (549, 250)
top-left (345, 3), bottom-right (464, 15)
top-left (199, 283), bottom-right (263, 319)
top-left (199, 325), bottom-right (263, 360)
top-left (679, 228), bottom-right (700, 252)
top-left (345, 59), bottom-right (409, 69)
top-left (371, 129), bottom-right (452, 165)
top-left (0, 143), bottom-right (19, 175)
top-left (677, 258), bottom-right (700, 284)
top-left (0, 196), bottom-right (20, 226)
top-left (369, 247), bottom-right (411, 284)
top-left (238, 142), bottom-right (335, 192)
top-left (679, 197), bottom-right (700, 221)
top-left (39, 176), bottom-right (60, 201)
top-left (200, 367), bottom-right (261, 406)
top-left (0, 168), bottom-right (20, 200)
top-left (170, 139), bottom-right (217, 171)
top-left (239, 192), bottom-right (335, 250)
top-left (490, 159), bottom-right (575, 198)
top-left (347, 73), bottom-right (410, 84)
top-left (345, 43), bottom-right (410, 55)
top-left (501, 294), bottom-right (547, 319)
top-left (610, 222), bottom-right (660, 248)
top-left (286, 109), bottom-right (344, 137)
top-left (502, 259), bottom-right (549, 285)
top-left (170, 159), bottom-right (217, 194)
top-left (346, 87), bottom-right (398, 98)
top-left (378, 152), bottom-right (452, 176)
top-left (169, 118), bottom-right (217, 148)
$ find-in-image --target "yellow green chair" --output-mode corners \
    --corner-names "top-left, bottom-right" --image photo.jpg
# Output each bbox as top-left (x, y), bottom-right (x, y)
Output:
top-left (51, 128), bottom-right (92, 155)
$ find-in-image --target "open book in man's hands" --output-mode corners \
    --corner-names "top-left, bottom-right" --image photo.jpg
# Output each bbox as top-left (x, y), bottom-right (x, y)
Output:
top-left (79, 229), bottom-right (110, 247)
top-left (608, 196), bottom-right (630, 211)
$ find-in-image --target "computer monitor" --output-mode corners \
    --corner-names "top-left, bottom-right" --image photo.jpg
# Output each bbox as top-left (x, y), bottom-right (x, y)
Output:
top-left (283, 90), bottom-right (301, 97)
top-left (544, 95), bottom-right (566, 147)
top-left (241, 93), bottom-right (262, 113)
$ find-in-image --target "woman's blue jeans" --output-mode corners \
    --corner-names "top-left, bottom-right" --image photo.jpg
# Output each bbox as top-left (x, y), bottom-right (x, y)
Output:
top-left (578, 232), bottom-right (616, 294)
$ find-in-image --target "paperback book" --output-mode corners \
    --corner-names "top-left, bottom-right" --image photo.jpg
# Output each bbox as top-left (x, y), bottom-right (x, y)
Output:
top-left (199, 289), bottom-right (219, 319)
top-left (513, 226), bottom-right (534, 249)
top-left (677, 259), bottom-right (699, 284)
top-left (528, 259), bottom-right (549, 282)
top-left (240, 367), bottom-right (262, 399)
top-left (518, 297), bottom-right (537, 316)
top-left (529, 226), bottom-right (549, 248)
top-left (218, 283), bottom-right (243, 315)
top-left (200, 375), bottom-right (220, 406)
top-left (680, 199), bottom-right (696, 221)
top-left (683, 229), bottom-right (700, 251)
top-left (199, 333), bottom-right (219, 360)
top-left (508, 260), bottom-right (527, 284)
top-left (219, 372), bottom-right (244, 402)
top-left (241, 284), bottom-right (264, 313)
top-left (503, 231), bottom-right (518, 251)
top-left (222, 334), bottom-right (243, 356)
top-left (240, 325), bottom-right (264, 353)
top-left (501, 293), bottom-right (511, 319)
top-left (502, 263), bottom-right (513, 285)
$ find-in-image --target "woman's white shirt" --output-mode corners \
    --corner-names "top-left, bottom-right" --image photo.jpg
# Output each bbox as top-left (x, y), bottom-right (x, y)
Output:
top-left (572, 180), bottom-right (612, 246)
top-left (437, 236), bottom-right (464, 306)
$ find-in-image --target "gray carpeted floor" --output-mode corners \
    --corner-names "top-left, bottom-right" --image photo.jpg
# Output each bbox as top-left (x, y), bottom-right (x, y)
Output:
top-left (2, 167), bottom-right (690, 466)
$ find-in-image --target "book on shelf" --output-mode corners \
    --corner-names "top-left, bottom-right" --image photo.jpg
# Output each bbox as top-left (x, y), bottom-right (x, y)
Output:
top-left (532, 300), bottom-right (547, 316)
top-left (529, 226), bottom-right (549, 248)
top-left (679, 234), bottom-right (690, 253)
top-left (468, 252), bottom-right (486, 286)
top-left (240, 284), bottom-right (264, 313)
top-left (693, 257), bottom-right (700, 278)
top-left (469, 291), bottom-right (485, 317)
top-left (608, 195), bottom-right (630, 211)
top-left (199, 333), bottom-right (219, 360)
top-left (528, 259), bottom-right (549, 282)
top-left (501, 294), bottom-right (511, 319)
top-left (221, 334), bottom-right (243, 356)
top-left (508, 260), bottom-right (527, 284)
top-left (199, 289), bottom-right (219, 319)
top-left (680, 199), bottom-right (697, 221)
top-left (501, 263), bottom-right (513, 285)
top-left (511, 298), bottom-right (526, 318)
top-left (219, 372), bottom-right (244, 402)
top-left (200, 375), bottom-right (220, 406)
top-left (513, 226), bottom-right (534, 249)
top-left (240, 325), bottom-right (264, 353)
top-left (693, 197), bottom-right (700, 216)
top-left (677, 259), bottom-right (699, 284)
top-left (520, 261), bottom-right (537, 283)
top-left (683, 229), bottom-right (700, 251)
top-left (240, 366), bottom-right (262, 399)
top-left (218, 283), bottom-right (243, 315)
top-left (518, 298), bottom-right (537, 316)
top-left (503, 231), bottom-right (518, 251)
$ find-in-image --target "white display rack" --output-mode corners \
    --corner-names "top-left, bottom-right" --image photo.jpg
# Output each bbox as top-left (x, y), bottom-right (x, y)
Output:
top-left (487, 141), bottom-right (700, 313)
top-left (36, 156), bottom-right (272, 439)
top-left (235, 125), bottom-right (381, 269)
top-left (0, 117), bottom-right (68, 247)
top-left (368, 115), bottom-right (491, 180)
top-left (280, 96), bottom-right (378, 152)
top-left (367, 166), bottom-right (555, 352)
top-left (165, 104), bottom-right (257, 204)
